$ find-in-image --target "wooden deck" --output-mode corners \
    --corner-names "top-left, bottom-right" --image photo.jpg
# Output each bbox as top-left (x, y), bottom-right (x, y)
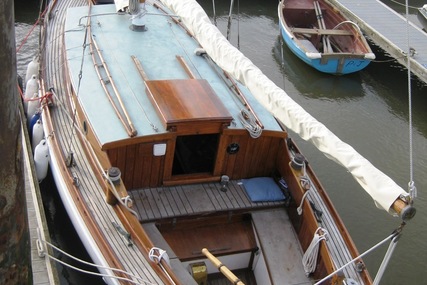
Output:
top-left (42, 0), bottom-right (168, 283)
top-left (129, 180), bottom-right (286, 222)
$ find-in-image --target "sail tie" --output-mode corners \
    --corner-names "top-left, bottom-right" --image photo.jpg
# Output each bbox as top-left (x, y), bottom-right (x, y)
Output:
top-left (302, 227), bottom-right (328, 275)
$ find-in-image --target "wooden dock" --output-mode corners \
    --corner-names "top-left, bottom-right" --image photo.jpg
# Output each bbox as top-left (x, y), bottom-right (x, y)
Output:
top-left (22, 125), bottom-right (59, 285)
top-left (330, 0), bottom-right (427, 84)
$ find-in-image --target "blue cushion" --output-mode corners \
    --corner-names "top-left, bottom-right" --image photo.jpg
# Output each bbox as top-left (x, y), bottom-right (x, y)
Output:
top-left (242, 177), bottom-right (286, 202)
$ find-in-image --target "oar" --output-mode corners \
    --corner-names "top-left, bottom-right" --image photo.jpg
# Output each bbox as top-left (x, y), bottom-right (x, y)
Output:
top-left (202, 248), bottom-right (245, 285)
top-left (314, 1), bottom-right (332, 53)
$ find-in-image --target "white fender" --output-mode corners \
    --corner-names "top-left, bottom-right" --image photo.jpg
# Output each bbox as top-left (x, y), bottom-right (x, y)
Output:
top-left (27, 93), bottom-right (40, 124)
top-left (24, 75), bottom-right (38, 110)
top-left (32, 119), bottom-right (44, 152)
top-left (25, 56), bottom-right (39, 83)
top-left (34, 139), bottom-right (49, 182)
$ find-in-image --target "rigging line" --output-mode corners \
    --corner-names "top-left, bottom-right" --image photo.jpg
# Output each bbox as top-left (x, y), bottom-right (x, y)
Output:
top-left (405, 0), bottom-right (416, 200)
top-left (226, 0), bottom-right (234, 40)
top-left (48, 89), bottom-right (140, 219)
top-left (168, 16), bottom-right (261, 132)
top-left (373, 233), bottom-right (401, 285)
top-left (66, 4), bottom-right (92, 152)
top-left (387, 0), bottom-right (420, 10)
top-left (16, 4), bottom-right (49, 53)
top-left (194, 48), bottom-right (259, 128)
top-left (95, 18), bottom-right (157, 132)
top-left (167, 20), bottom-right (204, 80)
top-left (237, 0), bottom-right (240, 49)
top-left (37, 27), bottom-right (87, 86)
top-left (212, 0), bottom-right (217, 26)
top-left (227, 0), bottom-right (234, 41)
top-left (38, 238), bottom-right (155, 285)
top-left (314, 230), bottom-right (400, 285)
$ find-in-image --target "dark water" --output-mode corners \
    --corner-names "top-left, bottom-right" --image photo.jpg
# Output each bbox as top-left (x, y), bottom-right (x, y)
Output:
top-left (15, 0), bottom-right (427, 284)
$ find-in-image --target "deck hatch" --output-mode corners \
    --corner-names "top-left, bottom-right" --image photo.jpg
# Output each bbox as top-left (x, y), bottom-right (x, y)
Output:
top-left (145, 79), bottom-right (233, 133)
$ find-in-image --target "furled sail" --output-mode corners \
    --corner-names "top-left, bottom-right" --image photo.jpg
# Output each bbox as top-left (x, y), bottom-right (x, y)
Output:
top-left (161, 0), bottom-right (408, 213)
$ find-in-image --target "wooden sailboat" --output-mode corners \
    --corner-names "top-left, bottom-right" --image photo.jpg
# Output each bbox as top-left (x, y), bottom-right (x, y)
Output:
top-left (278, 0), bottom-right (375, 74)
top-left (32, 0), bottom-right (414, 284)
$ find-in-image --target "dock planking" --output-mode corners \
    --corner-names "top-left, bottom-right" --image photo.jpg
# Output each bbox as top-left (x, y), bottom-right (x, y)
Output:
top-left (330, 0), bottom-right (427, 84)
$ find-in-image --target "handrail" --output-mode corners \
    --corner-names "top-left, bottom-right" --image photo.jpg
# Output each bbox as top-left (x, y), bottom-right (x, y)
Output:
top-left (131, 55), bottom-right (149, 81)
top-left (176, 55), bottom-right (196, 79)
top-left (222, 70), bottom-right (264, 129)
top-left (89, 36), bottom-right (137, 137)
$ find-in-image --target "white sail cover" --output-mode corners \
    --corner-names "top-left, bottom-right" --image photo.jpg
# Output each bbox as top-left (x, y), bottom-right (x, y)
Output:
top-left (161, 0), bottom-right (408, 213)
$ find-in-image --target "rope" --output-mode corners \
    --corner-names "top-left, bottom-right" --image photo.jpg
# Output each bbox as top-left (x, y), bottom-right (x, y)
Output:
top-left (16, 4), bottom-right (49, 53)
top-left (212, 0), bottom-right (217, 26)
top-left (297, 160), bottom-right (312, 215)
top-left (302, 227), bottom-right (328, 275)
top-left (297, 189), bottom-right (311, 215)
top-left (148, 247), bottom-right (169, 264)
top-left (47, 89), bottom-right (140, 220)
top-left (149, 247), bottom-right (176, 285)
top-left (314, 229), bottom-right (401, 285)
top-left (238, 109), bottom-right (262, 138)
top-left (373, 233), bottom-right (401, 284)
top-left (36, 232), bottom-right (155, 285)
top-left (96, 14), bottom-right (158, 132)
top-left (105, 171), bottom-right (140, 220)
top-left (387, 0), bottom-right (420, 10)
top-left (226, 0), bottom-right (234, 40)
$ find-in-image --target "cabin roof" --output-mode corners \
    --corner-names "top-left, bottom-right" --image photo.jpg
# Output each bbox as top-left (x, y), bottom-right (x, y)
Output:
top-left (64, 4), bottom-right (282, 145)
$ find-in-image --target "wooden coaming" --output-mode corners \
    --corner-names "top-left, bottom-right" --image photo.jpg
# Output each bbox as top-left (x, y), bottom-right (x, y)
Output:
top-left (105, 129), bottom-right (287, 190)
top-left (277, 138), bottom-right (372, 284)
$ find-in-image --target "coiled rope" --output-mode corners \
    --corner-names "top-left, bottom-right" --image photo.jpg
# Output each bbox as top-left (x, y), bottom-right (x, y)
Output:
top-left (302, 227), bottom-right (328, 275)
top-left (296, 160), bottom-right (313, 215)
top-left (238, 109), bottom-right (262, 138)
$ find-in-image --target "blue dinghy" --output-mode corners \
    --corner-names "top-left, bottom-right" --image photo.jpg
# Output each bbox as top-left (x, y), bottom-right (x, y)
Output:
top-left (278, 0), bottom-right (375, 75)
